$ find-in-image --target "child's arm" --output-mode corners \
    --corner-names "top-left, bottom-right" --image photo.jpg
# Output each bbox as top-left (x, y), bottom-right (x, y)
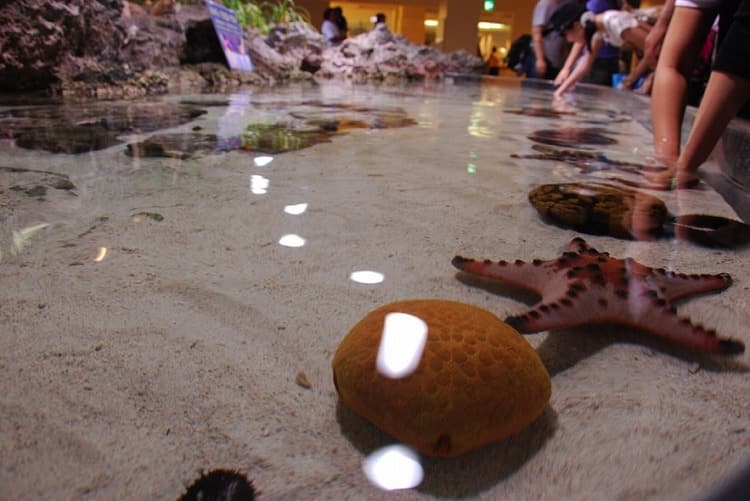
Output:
top-left (644, 0), bottom-right (674, 69)
top-left (554, 36), bottom-right (601, 98)
top-left (531, 24), bottom-right (547, 77)
top-left (554, 51), bottom-right (591, 97)
top-left (554, 42), bottom-right (584, 86)
top-left (623, 55), bottom-right (650, 89)
top-left (621, 24), bottom-right (651, 89)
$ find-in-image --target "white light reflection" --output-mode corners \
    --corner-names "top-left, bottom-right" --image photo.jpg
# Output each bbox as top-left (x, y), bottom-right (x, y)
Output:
top-left (10, 223), bottom-right (50, 255)
top-left (278, 234), bottom-right (306, 248)
top-left (350, 270), bottom-right (385, 285)
top-left (284, 203), bottom-right (308, 215)
top-left (363, 445), bottom-right (424, 491)
top-left (94, 247), bottom-right (108, 262)
top-left (1, 223), bottom-right (50, 261)
top-left (250, 174), bottom-right (269, 194)
top-left (254, 155), bottom-right (274, 167)
top-left (376, 312), bottom-right (428, 378)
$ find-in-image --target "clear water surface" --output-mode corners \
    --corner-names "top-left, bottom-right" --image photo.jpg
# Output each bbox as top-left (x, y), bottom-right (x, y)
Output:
top-left (0, 79), bottom-right (748, 499)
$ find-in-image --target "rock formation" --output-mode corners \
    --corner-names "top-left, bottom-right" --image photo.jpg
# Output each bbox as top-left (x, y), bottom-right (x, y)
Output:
top-left (0, 0), bottom-right (127, 91)
top-left (319, 24), bottom-right (485, 83)
top-left (0, 0), bottom-right (484, 98)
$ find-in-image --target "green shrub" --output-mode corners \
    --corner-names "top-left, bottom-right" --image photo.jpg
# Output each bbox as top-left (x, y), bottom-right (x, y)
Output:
top-left (223, 0), bottom-right (311, 34)
top-left (130, 1), bottom-right (312, 34)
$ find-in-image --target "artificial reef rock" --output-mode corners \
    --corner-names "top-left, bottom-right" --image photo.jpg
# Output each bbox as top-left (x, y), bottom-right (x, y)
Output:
top-left (0, 1), bottom-right (484, 98)
top-left (0, 0), bottom-right (127, 92)
top-left (332, 299), bottom-right (551, 457)
top-left (318, 24), bottom-right (485, 83)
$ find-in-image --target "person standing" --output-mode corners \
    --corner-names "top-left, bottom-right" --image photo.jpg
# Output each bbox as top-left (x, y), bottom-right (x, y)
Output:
top-left (488, 46), bottom-right (502, 76)
top-left (333, 6), bottom-right (348, 40)
top-left (372, 12), bottom-right (387, 27)
top-left (526, 0), bottom-right (572, 79)
top-left (321, 7), bottom-right (343, 46)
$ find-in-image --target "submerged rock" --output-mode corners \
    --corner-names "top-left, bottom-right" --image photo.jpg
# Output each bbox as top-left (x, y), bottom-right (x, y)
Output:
top-left (124, 100), bottom-right (418, 157)
top-left (0, 102), bottom-right (206, 154)
top-left (529, 182), bottom-right (668, 240)
top-left (179, 469), bottom-right (257, 501)
top-left (126, 133), bottom-right (219, 159)
top-left (528, 182), bottom-right (750, 248)
top-left (528, 127), bottom-right (618, 147)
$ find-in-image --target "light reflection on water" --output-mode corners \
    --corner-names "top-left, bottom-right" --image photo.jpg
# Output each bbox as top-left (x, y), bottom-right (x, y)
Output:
top-left (278, 234), bottom-right (306, 248)
top-left (253, 155), bottom-right (274, 167)
top-left (349, 270), bottom-right (384, 284)
top-left (363, 444), bottom-right (424, 491)
top-left (249, 174), bottom-right (269, 195)
top-left (376, 312), bottom-right (428, 379)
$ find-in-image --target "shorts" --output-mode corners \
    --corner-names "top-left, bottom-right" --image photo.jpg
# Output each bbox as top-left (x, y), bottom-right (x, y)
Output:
top-left (675, 0), bottom-right (721, 7)
top-left (713, 15), bottom-right (750, 78)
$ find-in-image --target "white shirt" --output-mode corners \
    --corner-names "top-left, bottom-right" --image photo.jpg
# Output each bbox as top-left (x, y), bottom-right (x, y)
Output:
top-left (321, 19), bottom-right (340, 45)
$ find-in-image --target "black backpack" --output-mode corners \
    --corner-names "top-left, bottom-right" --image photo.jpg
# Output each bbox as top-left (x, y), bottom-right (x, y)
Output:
top-left (505, 34), bottom-right (532, 74)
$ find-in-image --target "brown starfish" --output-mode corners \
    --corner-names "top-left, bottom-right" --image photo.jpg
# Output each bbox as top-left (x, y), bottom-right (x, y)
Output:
top-left (452, 237), bottom-right (745, 355)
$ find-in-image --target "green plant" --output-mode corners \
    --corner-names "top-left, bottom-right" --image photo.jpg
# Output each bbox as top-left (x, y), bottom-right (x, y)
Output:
top-left (223, 0), bottom-right (311, 34)
top-left (262, 0), bottom-right (311, 25)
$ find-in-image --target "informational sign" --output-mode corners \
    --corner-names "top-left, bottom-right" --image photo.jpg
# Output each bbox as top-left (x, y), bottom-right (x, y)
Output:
top-left (205, 0), bottom-right (253, 72)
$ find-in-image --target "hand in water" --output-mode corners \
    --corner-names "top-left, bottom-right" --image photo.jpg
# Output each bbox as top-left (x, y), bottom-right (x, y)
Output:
top-left (553, 68), bottom-right (569, 87)
top-left (642, 166), bottom-right (701, 190)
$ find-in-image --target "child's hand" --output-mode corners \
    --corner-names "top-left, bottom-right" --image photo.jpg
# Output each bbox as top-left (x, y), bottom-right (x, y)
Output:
top-left (642, 167), bottom-right (700, 190)
top-left (553, 69), bottom-right (569, 86)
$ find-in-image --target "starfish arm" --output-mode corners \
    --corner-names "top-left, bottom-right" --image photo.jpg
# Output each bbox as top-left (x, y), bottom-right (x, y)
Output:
top-left (452, 256), bottom-right (562, 297)
top-left (505, 287), bottom-right (625, 333)
top-left (644, 268), bottom-right (733, 302)
top-left (506, 286), bottom-right (744, 355)
top-left (633, 309), bottom-right (745, 355)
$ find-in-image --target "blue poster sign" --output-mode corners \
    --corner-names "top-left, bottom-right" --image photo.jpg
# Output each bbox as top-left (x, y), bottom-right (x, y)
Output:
top-left (205, 0), bottom-right (254, 72)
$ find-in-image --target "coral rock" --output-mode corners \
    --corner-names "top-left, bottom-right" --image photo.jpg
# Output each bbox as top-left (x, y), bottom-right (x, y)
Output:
top-left (332, 299), bottom-right (551, 457)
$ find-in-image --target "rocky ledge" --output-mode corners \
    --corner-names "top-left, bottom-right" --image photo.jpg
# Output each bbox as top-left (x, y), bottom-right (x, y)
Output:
top-left (0, 0), bottom-right (484, 99)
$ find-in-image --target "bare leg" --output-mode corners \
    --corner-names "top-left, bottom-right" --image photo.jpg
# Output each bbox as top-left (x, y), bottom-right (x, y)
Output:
top-left (650, 7), bottom-right (715, 162)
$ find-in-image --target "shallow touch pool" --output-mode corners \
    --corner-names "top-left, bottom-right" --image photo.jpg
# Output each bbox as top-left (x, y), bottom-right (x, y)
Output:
top-left (0, 78), bottom-right (748, 499)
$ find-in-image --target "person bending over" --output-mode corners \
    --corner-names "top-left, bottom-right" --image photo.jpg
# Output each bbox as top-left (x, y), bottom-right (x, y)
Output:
top-left (552, 4), bottom-right (652, 98)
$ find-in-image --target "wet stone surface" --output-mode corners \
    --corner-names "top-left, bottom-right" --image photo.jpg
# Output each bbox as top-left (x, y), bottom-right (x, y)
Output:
top-left (0, 166), bottom-right (77, 222)
top-left (504, 107), bottom-right (576, 119)
top-left (0, 102), bottom-right (207, 154)
top-left (512, 144), bottom-right (662, 175)
top-left (528, 127), bottom-right (618, 148)
top-left (238, 123), bottom-right (335, 154)
top-left (128, 101), bottom-right (417, 157)
top-left (125, 133), bottom-right (220, 159)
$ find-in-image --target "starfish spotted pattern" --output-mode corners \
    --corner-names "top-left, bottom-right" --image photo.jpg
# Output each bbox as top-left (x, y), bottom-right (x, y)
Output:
top-left (452, 237), bottom-right (745, 355)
